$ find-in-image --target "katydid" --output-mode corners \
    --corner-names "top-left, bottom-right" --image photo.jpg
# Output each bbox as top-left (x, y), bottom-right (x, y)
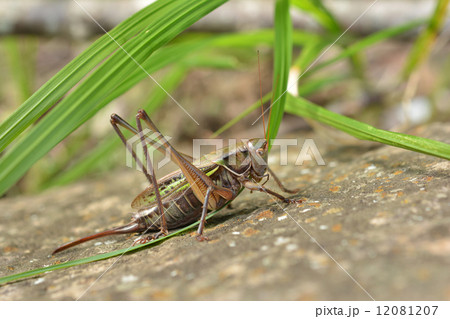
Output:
top-left (53, 53), bottom-right (301, 253)
top-left (52, 109), bottom-right (301, 254)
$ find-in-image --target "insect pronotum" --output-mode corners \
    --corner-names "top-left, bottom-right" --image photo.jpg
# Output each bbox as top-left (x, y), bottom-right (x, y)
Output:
top-left (53, 59), bottom-right (302, 254)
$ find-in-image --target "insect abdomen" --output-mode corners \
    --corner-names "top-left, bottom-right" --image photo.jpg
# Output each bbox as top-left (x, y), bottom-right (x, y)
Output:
top-left (136, 167), bottom-right (242, 231)
top-left (135, 188), bottom-right (204, 230)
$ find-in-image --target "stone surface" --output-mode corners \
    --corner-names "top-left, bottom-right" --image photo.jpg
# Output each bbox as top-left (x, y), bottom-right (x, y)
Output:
top-left (0, 122), bottom-right (449, 300)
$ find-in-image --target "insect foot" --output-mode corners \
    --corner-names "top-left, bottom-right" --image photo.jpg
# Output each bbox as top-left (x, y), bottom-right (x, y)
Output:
top-left (133, 236), bottom-right (152, 246)
top-left (196, 234), bottom-right (210, 242)
top-left (284, 198), bottom-right (303, 204)
top-left (133, 230), bottom-right (168, 246)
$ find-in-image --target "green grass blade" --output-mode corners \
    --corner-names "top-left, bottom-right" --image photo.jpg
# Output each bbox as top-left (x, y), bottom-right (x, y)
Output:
top-left (45, 54), bottom-right (236, 189)
top-left (213, 20), bottom-right (424, 140)
top-left (293, 39), bottom-right (329, 72)
top-left (0, 194), bottom-right (238, 286)
top-left (3, 36), bottom-right (37, 103)
top-left (0, 0), bottom-right (227, 196)
top-left (211, 73), bottom-right (347, 138)
top-left (42, 137), bottom-right (119, 189)
top-left (28, 28), bottom-right (314, 186)
top-left (305, 19), bottom-right (426, 78)
top-left (210, 21), bottom-right (426, 140)
top-left (286, 94), bottom-right (450, 160)
top-left (37, 29), bottom-right (301, 188)
top-left (291, 0), bottom-right (341, 32)
top-left (105, 37), bottom-right (213, 102)
top-left (0, 0), bottom-right (174, 152)
top-left (40, 52), bottom-right (196, 189)
top-left (291, 0), bottom-right (367, 83)
top-left (402, 0), bottom-right (449, 78)
top-left (297, 74), bottom-right (348, 96)
top-left (211, 92), bottom-right (272, 138)
top-left (211, 29), bottom-right (320, 48)
top-left (266, 0), bottom-right (293, 149)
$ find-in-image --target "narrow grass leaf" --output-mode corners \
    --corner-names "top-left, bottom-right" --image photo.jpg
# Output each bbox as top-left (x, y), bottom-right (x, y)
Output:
top-left (402, 0), bottom-right (450, 78)
top-left (0, 0), bottom-right (177, 152)
top-left (0, 193), bottom-right (239, 286)
top-left (291, 0), bottom-right (341, 32)
top-left (305, 19), bottom-right (426, 78)
top-left (286, 94), bottom-right (450, 160)
top-left (267, 0), bottom-right (293, 148)
top-left (3, 36), bottom-right (37, 103)
top-left (0, 0), bottom-right (227, 196)
top-left (211, 92), bottom-right (272, 138)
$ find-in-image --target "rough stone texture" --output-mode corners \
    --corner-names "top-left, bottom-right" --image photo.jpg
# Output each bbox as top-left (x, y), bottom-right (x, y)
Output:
top-left (0, 122), bottom-right (449, 300)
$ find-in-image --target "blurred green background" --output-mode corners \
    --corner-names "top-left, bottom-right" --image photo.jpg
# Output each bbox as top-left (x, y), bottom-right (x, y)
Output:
top-left (0, 0), bottom-right (449, 196)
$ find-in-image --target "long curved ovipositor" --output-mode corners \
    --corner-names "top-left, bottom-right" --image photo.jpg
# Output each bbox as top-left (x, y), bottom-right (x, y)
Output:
top-left (52, 221), bottom-right (143, 254)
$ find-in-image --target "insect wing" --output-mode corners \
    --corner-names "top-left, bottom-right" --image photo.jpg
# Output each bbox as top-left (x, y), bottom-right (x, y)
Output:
top-left (131, 163), bottom-right (219, 210)
top-left (131, 169), bottom-right (187, 209)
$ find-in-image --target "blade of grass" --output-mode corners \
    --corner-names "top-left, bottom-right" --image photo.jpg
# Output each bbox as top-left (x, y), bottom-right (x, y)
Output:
top-left (292, 0), bottom-right (367, 84)
top-left (266, 0), bottom-right (293, 149)
top-left (35, 29), bottom-right (303, 189)
top-left (402, 0), bottom-right (449, 78)
top-left (182, 52), bottom-right (239, 69)
top-left (304, 19), bottom-right (426, 79)
top-left (43, 65), bottom-right (189, 188)
top-left (38, 45), bottom-right (204, 189)
top-left (0, 0), bottom-right (227, 196)
top-left (291, 0), bottom-right (341, 32)
top-left (211, 29), bottom-right (320, 48)
top-left (43, 138), bottom-right (120, 189)
top-left (3, 36), bottom-right (37, 103)
top-left (286, 94), bottom-right (450, 160)
top-left (297, 74), bottom-right (349, 96)
top-left (106, 36), bottom-right (214, 102)
top-left (0, 192), bottom-right (239, 286)
top-left (24, 27), bottom-right (316, 188)
top-left (0, 0), bottom-right (174, 152)
top-left (293, 39), bottom-right (329, 72)
top-left (211, 92), bottom-right (272, 138)
top-left (45, 51), bottom-right (239, 189)
top-left (211, 19), bottom-right (424, 139)
top-left (116, 28), bottom-right (318, 97)
top-left (211, 73), bottom-right (347, 138)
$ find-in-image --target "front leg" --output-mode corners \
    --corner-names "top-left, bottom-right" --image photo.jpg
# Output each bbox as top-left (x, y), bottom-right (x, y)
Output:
top-left (242, 180), bottom-right (302, 204)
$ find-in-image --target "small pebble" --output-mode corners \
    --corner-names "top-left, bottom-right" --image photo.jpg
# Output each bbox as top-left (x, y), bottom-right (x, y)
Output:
top-left (121, 275), bottom-right (138, 283)
top-left (286, 244), bottom-right (298, 251)
top-left (33, 278), bottom-right (45, 285)
top-left (275, 237), bottom-right (290, 246)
